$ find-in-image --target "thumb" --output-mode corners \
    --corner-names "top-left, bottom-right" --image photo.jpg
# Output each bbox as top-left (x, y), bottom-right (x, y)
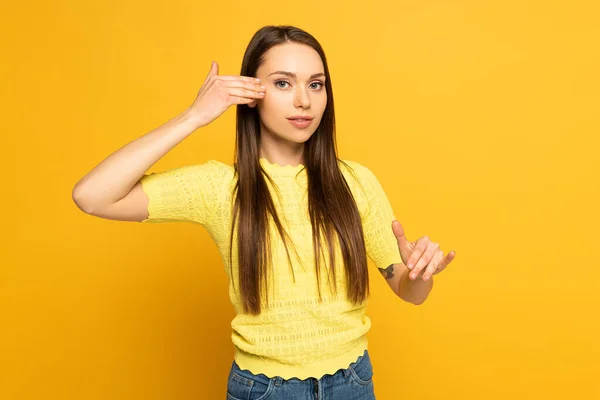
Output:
top-left (392, 220), bottom-right (412, 263)
top-left (204, 61), bottom-right (218, 84)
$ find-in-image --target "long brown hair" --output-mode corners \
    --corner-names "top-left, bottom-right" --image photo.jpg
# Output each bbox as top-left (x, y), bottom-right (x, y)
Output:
top-left (228, 25), bottom-right (369, 315)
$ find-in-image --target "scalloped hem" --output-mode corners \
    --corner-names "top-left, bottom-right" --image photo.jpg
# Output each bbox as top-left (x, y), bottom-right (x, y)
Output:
top-left (233, 335), bottom-right (368, 381)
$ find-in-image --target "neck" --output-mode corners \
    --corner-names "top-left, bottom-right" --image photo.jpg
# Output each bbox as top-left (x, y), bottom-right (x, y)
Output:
top-left (259, 130), bottom-right (306, 167)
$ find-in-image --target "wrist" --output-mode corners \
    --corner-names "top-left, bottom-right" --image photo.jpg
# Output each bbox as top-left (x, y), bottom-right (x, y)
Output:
top-left (179, 108), bottom-right (206, 130)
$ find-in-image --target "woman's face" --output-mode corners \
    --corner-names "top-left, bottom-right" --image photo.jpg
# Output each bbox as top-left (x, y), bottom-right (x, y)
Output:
top-left (252, 42), bottom-right (327, 145)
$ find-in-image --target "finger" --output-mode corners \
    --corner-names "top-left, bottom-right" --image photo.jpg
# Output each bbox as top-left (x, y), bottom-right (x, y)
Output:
top-left (422, 250), bottom-right (444, 281)
top-left (433, 251), bottom-right (456, 275)
top-left (225, 79), bottom-right (266, 93)
top-left (217, 75), bottom-right (262, 83)
top-left (227, 87), bottom-right (265, 99)
top-left (229, 95), bottom-right (256, 104)
top-left (409, 240), bottom-right (439, 280)
top-left (405, 236), bottom-right (428, 270)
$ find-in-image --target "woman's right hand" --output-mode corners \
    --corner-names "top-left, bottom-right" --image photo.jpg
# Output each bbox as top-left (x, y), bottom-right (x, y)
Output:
top-left (187, 61), bottom-right (265, 128)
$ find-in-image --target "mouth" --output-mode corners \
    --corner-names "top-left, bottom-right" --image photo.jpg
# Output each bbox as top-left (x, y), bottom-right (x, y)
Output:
top-left (287, 117), bottom-right (314, 121)
top-left (287, 117), bottom-right (313, 128)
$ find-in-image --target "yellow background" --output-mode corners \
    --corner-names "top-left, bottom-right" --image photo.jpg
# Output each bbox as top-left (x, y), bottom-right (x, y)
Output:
top-left (2, 0), bottom-right (599, 398)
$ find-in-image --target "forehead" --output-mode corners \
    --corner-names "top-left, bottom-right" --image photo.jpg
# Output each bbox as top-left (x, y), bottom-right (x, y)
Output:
top-left (257, 42), bottom-right (324, 77)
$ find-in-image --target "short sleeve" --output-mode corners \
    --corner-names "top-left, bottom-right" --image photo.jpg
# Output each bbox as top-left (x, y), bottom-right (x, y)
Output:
top-left (356, 165), bottom-right (403, 271)
top-left (139, 160), bottom-right (227, 226)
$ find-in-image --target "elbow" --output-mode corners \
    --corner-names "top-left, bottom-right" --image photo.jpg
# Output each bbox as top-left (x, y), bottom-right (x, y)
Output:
top-left (402, 296), bottom-right (427, 305)
top-left (402, 296), bottom-right (426, 306)
top-left (72, 185), bottom-right (94, 214)
top-left (398, 292), bottom-right (428, 305)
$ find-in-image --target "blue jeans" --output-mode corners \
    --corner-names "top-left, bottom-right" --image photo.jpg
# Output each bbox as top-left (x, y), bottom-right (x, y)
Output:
top-left (226, 349), bottom-right (376, 400)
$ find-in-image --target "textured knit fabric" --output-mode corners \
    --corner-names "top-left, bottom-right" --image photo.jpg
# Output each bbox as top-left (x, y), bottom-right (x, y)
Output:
top-left (139, 157), bottom-right (402, 380)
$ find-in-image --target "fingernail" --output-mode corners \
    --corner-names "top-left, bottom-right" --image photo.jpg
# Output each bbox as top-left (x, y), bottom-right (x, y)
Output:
top-left (424, 274), bottom-right (430, 281)
top-left (407, 263), bottom-right (413, 269)
top-left (410, 273), bottom-right (416, 279)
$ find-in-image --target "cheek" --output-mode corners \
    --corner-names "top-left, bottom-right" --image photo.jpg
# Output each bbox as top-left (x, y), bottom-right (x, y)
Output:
top-left (318, 93), bottom-right (327, 109)
top-left (259, 96), bottom-right (285, 118)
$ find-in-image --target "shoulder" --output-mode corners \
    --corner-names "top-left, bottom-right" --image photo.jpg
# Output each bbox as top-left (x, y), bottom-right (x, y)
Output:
top-left (174, 159), bottom-right (234, 177)
top-left (201, 159), bottom-right (235, 176)
top-left (141, 159), bottom-right (235, 186)
top-left (188, 159), bottom-right (233, 172)
top-left (338, 159), bottom-right (376, 182)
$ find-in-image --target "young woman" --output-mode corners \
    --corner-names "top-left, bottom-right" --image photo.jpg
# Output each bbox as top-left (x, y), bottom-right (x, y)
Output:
top-left (73, 25), bottom-right (455, 400)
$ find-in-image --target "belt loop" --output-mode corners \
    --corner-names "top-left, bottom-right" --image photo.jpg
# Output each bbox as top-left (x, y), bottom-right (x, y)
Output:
top-left (274, 376), bottom-right (283, 386)
top-left (342, 366), bottom-right (350, 378)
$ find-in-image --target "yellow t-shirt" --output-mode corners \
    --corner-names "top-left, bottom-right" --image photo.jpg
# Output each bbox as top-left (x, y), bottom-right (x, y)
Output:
top-left (139, 157), bottom-right (402, 380)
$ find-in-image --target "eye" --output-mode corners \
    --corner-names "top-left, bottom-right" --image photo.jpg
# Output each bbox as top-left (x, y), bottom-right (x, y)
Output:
top-left (274, 80), bottom-right (325, 90)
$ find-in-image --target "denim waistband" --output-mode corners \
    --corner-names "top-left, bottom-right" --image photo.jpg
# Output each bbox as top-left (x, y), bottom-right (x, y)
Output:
top-left (230, 349), bottom-right (369, 386)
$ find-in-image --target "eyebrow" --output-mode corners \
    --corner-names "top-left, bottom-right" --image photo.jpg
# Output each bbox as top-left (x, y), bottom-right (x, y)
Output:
top-left (267, 71), bottom-right (326, 79)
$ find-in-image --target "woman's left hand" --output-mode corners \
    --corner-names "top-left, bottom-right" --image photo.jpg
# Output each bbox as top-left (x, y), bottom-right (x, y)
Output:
top-left (392, 220), bottom-right (456, 281)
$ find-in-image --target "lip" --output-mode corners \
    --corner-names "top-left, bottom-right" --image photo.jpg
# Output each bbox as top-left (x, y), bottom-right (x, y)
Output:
top-left (287, 116), bottom-right (314, 120)
top-left (287, 118), bottom-right (313, 129)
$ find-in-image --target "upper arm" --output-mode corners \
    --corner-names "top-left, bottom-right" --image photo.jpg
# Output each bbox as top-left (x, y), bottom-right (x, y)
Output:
top-left (136, 161), bottom-right (229, 225)
top-left (79, 180), bottom-right (151, 222)
top-left (349, 163), bottom-right (403, 280)
top-left (76, 160), bottom-right (228, 225)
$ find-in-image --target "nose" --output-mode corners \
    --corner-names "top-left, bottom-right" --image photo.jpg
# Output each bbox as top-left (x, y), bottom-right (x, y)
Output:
top-left (294, 86), bottom-right (310, 109)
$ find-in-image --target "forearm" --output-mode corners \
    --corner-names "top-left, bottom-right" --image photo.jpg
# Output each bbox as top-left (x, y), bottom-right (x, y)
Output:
top-left (72, 108), bottom-right (201, 212)
top-left (398, 271), bottom-right (433, 305)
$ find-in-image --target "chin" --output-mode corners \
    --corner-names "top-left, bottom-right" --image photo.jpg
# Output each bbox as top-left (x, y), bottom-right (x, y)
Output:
top-left (287, 131), bottom-right (315, 143)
